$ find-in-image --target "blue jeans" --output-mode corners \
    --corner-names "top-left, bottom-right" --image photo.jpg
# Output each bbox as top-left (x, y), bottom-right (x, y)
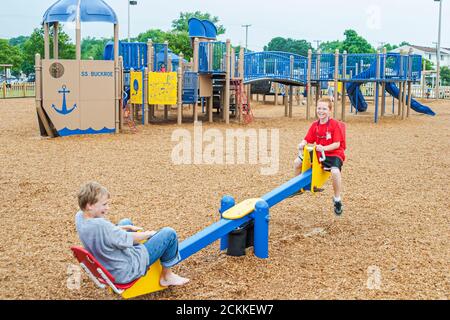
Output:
top-left (117, 219), bottom-right (181, 269)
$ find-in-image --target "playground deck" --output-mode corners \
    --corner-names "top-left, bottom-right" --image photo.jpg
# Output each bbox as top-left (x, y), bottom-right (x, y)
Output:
top-left (0, 98), bottom-right (448, 300)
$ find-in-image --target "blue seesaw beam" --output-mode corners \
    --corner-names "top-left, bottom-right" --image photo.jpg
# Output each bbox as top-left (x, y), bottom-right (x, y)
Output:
top-left (178, 169), bottom-right (313, 262)
top-left (262, 169), bottom-right (312, 208)
top-left (179, 216), bottom-right (252, 262)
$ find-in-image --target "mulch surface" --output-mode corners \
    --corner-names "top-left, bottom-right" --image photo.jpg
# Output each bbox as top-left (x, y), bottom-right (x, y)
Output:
top-left (0, 97), bottom-right (448, 300)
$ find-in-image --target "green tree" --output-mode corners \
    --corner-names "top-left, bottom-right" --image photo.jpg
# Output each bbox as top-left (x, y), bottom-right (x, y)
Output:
top-left (264, 37), bottom-right (312, 56)
top-left (319, 40), bottom-right (343, 53)
top-left (9, 36), bottom-right (29, 49)
top-left (135, 29), bottom-right (193, 60)
top-left (424, 58), bottom-right (434, 71)
top-left (0, 39), bottom-right (24, 76)
top-left (171, 11), bottom-right (226, 35)
top-left (440, 66), bottom-right (450, 86)
top-left (341, 29), bottom-right (375, 54)
top-left (81, 37), bottom-right (111, 60)
top-left (21, 26), bottom-right (75, 75)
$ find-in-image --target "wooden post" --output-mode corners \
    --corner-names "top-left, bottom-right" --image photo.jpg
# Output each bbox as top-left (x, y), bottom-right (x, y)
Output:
top-left (284, 86), bottom-right (288, 117)
top-left (164, 53), bottom-right (172, 120)
top-left (334, 49), bottom-right (339, 118)
top-left (43, 23), bottom-right (50, 59)
top-left (147, 40), bottom-right (153, 71)
top-left (398, 50), bottom-right (405, 118)
top-left (147, 40), bottom-right (154, 121)
top-left (274, 83), bottom-right (279, 106)
top-left (177, 67), bottom-right (183, 125)
top-left (306, 49), bottom-right (312, 120)
top-left (341, 51), bottom-right (347, 121)
top-left (421, 59), bottom-right (426, 99)
top-left (238, 47), bottom-right (245, 122)
top-left (208, 94), bottom-right (213, 123)
top-left (193, 38), bottom-right (199, 73)
top-left (114, 23), bottom-right (120, 133)
top-left (76, 8), bottom-right (81, 60)
top-left (231, 48), bottom-right (235, 78)
top-left (144, 67), bottom-right (148, 125)
top-left (53, 22), bottom-right (59, 59)
top-left (35, 53), bottom-right (54, 137)
top-left (119, 56), bottom-right (124, 129)
top-left (407, 48), bottom-right (413, 118)
top-left (224, 39), bottom-right (231, 124)
top-left (289, 55), bottom-right (294, 117)
top-left (208, 41), bottom-right (213, 72)
top-left (193, 38), bottom-right (200, 123)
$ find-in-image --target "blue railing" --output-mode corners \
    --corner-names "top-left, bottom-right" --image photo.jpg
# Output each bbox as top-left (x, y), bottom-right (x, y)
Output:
top-left (244, 51), bottom-right (307, 84)
top-left (199, 42), bottom-right (227, 73)
top-left (182, 72), bottom-right (199, 104)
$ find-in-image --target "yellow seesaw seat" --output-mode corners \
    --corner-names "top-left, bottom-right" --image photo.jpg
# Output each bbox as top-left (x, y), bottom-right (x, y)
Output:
top-left (222, 198), bottom-right (263, 220)
top-left (301, 146), bottom-right (331, 194)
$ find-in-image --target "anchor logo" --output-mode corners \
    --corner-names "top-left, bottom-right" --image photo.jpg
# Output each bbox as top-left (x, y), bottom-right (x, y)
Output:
top-left (52, 85), bottom-right (77, 115)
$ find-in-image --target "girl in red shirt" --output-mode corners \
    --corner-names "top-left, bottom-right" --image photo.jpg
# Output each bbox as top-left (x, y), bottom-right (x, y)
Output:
top-left (294, 97), bottom-right (346, 215)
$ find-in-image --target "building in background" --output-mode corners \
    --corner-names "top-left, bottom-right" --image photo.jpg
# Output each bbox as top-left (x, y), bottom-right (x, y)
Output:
top-left (391, 45), bottom-right (450, 69)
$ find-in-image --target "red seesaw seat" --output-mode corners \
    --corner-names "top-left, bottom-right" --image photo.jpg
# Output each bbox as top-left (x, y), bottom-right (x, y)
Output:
top-left (70, 246), bottom-right (166, 299)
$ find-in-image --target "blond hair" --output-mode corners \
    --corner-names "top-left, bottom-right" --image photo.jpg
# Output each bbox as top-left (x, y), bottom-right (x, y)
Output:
top-left (318, 97), bottom-right (334, 112)
top-left (77, 181), bottom-right (110, 211)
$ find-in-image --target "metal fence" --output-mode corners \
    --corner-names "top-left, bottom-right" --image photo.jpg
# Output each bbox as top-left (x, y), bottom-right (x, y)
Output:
top-left (0, 83), bottom-right (35, 98)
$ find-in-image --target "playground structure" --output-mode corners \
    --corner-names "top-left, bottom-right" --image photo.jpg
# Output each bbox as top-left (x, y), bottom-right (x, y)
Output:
top-left (34, 0), bottom-right (435, 138)
top-left (103, 18), bottom-right (251, 127)
top-left (71, 145), bottom-right (332, 299)
top-left (35, 0), bottom-right (121, 138)
top-left (243, 48), bottom-right (435, 123)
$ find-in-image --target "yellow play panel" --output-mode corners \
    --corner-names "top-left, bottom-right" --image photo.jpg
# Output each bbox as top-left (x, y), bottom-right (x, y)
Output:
top-left (222, 198), bottom-right (263, 220)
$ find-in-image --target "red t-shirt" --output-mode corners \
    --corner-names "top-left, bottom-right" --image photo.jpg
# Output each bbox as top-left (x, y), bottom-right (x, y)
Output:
top-left (304, 118), bottom-right (346, 162)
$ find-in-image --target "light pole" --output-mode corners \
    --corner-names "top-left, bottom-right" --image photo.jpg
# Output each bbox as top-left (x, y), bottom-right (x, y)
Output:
top-left (314, 40), bottom-right (322, 51)
top-left (128, 1), bottom-right (138, 43)
top-left (434, 0), bottom-right (443, 99)
top-left (242, 24), bottom-right (251, 50)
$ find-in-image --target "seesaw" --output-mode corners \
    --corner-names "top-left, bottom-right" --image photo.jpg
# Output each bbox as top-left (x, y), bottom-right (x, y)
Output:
top-left (71, 146), bottom-right (330, 299)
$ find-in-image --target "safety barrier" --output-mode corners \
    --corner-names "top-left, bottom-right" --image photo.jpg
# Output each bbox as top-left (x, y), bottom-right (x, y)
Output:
top-left (244, 51), bottom-right (423, 84)
top-left (0, 82), bottom-right (35, 98)
top-left (199, 41), bottom-right (227, 73)
top-left (244, 51), bottom-right (307, 84)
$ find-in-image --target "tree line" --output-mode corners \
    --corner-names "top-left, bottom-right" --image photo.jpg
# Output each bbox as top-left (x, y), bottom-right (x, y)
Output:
top-left (1, 11), bottom-right (447, 84)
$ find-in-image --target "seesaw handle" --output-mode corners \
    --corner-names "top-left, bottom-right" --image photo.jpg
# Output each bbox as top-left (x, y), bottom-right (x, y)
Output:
top-left (298, 145), bottom-right (326, 163)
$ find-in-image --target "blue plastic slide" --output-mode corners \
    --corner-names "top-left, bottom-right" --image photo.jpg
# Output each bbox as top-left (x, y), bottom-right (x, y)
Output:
top-left (345, 62), bottom-right (435, 116)
top-left (384, 82), bottom-right (436, 116)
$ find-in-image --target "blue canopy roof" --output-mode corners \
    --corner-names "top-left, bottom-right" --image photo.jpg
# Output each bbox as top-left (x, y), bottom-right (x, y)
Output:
top-left (202, 20), bottom-right (217, 39)
top-left (43, 0), bottom-right (118, 24)
top-left (188, 18), bottom-right (217, 40)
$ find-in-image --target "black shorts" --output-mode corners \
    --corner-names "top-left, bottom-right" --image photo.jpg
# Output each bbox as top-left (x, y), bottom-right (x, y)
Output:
top-left (304, 152), bottom-right (343, 171)
top-left (322, 156), bottom-right (343, 172)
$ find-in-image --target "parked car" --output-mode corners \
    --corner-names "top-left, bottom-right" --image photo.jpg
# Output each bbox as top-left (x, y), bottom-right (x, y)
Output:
top-left (27, 74), bottom-right (36, 82)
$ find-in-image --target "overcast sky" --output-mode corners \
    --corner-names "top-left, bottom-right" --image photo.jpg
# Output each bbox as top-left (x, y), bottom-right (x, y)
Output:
top-left (1, 0), bottom-right (449, 51)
